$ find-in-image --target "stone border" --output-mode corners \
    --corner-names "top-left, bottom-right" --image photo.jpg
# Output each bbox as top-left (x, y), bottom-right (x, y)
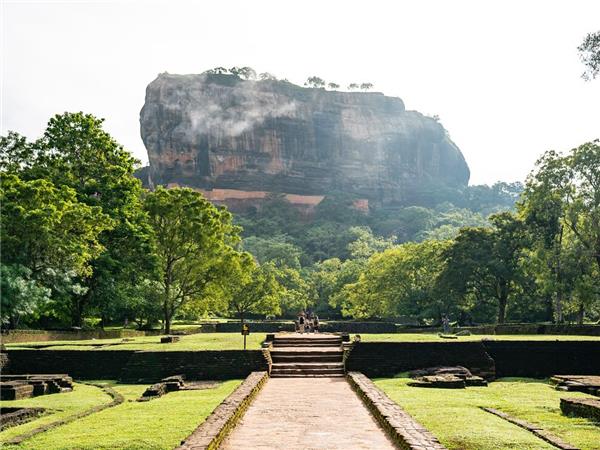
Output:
top-left (0, 407), bottom-right (45, 431)
top-left (176, 371), bottom-right (268, 450)
top-left (481, 407), bottom-right (579, 450)
top-left (347, 371), bottom-right (447, 450)
top-left (4, 382), bottom-right (124, 445)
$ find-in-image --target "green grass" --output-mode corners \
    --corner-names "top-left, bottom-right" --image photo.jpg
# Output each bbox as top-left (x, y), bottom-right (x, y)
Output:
top-left (1, 380), bottom-right (240, 450)
top-left (5, 333), bottom-right (266, 351)
top-left (376, 377), bottom-right (600, 450)
top-left (4, 332), bottom-right (599, 352)
top-left (0, 382), bottom-right (113, 443)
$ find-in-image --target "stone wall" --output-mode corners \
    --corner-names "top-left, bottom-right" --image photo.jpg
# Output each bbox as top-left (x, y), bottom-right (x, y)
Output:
top-left (482, 341), bottom-right (600, 377)
top-left (346, 341), bottom-right (600, 379)
top-left (4, 350), bottom-right (136, 379)
top-left (0, 329), bottom-right (145, 344)
top-left (346, 342), bottom-right (496, 379)
top-left (119, 351), bottom-right (267, 382)
top-left (5, 341), bottom-right (599, 381)
top-left (462, 324), bottom-right (600, 336)
top-left (4, 350), bottom-right (267, 381)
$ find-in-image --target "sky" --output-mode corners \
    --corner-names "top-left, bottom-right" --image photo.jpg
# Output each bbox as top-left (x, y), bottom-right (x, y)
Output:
top-left (1, 0), bottom-right (599, 185)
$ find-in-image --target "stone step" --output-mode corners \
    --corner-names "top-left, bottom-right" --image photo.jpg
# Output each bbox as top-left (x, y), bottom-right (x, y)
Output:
top-left (271, 362), bottom-right (344, 370)
top-left (270, 347), bottom-right (342, 354)
top-left (272, 355), bottom-right (343, 364)
top-left (273, 337), bottom-right (341, 341)
top-left (271, 368), bottom-right (345, 376)
top-left (272, 342), bottom-right (341, 348)
top-left (270, 373), bottom-right (345, 378)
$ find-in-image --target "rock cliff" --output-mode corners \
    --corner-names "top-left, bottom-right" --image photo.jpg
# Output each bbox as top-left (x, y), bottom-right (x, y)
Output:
top-left (140, 73), bottom-right (470, 208)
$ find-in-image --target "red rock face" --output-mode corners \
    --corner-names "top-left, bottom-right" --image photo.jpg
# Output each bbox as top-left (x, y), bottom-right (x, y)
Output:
top-left (140, 73), bottom-right (470, 208)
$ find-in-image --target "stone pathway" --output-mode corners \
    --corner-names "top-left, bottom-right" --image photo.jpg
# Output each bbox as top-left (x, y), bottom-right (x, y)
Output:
top-left (221, 377), bottom-right (397, 450)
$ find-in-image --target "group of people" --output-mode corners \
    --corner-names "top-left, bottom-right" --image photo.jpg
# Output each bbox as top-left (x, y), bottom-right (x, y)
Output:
top-left (296, 309), bottom-right (319, 333)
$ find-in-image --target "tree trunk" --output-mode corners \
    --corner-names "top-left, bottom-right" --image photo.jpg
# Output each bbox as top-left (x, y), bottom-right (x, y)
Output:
top-left (577, 303), bottom-right (585, 325)
top-left (544, 297), bottom-right (554, 322)
top-left (554, 226), bottom-right (564, 324)
top-left (72, 298), bottom-right (84, 328)
top-left (497, 296), bottom-right (507, 324)
top-left (555, 291), bottom-right (564, 324)
top-left (497, 280), bottom-right (508, 324)
top-left (164, 307), bottom-right (171, 334)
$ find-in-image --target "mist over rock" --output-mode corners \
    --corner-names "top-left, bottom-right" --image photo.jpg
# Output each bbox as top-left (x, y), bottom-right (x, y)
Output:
top-left (140, 73), bottom-right (470, 208)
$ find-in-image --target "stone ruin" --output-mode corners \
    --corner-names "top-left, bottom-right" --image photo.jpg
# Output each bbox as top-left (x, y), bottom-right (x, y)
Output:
top-left (0, 407), bottom-right (46, 431)
top-left (552, 375), bottom-right (600, 396)
top-left (407, 366), bottom-right (488, 389)
top-left (0, 374), bottom-right (73, 400)
top-left (138, 375), bottom-right (219, 401)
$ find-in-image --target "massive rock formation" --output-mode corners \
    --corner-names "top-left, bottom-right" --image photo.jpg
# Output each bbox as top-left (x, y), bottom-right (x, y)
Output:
top-left (140, 73), bottom-right (470, 209)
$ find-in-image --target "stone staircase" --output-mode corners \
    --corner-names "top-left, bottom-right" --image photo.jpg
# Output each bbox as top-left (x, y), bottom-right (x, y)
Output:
top-left (269, 334), bottom-right (344, 378)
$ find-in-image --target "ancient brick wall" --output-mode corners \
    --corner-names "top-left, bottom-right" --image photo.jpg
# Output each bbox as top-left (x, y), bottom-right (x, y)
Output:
top-left (346, 342), bottom-right (496, 379)
top-left (0, 329), bottom-right (145, 344)
top-left (4, 350), bottom-right (267, 381)
top-left (482, 341), bottom-right (600, 377)
top-left (119, 350), bottom-right (267, 382)
top-left (4, 350), bottom-right (136, 379)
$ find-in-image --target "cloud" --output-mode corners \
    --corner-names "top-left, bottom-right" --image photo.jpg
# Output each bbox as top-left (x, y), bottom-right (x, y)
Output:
top-left (163, 76), bottom-right (297, 137)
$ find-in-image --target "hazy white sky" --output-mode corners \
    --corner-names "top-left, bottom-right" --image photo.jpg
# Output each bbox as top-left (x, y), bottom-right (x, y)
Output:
top-left (2, 0), bottom-right (599, 185)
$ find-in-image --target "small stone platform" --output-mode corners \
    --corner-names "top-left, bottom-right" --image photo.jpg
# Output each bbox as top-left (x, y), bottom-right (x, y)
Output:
top-left (407, 366), bottom-right (487, 389)
top-left (560, 397), bottom-right (600, 421)
top-left (0, 374), bottom-right (73, 400)
top-left (551, 375), bottom-right (600, 396)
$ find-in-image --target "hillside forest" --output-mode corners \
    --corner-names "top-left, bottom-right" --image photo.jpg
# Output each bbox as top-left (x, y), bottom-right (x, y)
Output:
top-left (1, 112), bottom-right (599, 331)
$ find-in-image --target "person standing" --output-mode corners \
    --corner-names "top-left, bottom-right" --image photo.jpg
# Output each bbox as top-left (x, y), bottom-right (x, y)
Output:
top-left (298, 311), bottom-right (306, 334)
top-left (442, 315), bottom-right (450, 334)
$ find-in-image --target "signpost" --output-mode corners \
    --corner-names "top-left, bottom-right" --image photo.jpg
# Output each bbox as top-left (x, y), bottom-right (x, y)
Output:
top-left (241, 323), bottom-right (250, 350)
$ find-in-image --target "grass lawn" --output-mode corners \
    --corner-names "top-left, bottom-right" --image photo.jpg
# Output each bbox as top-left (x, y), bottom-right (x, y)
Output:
top-left (5, 333), bottom-right (267, 351)
top-left (1, 380), bottom-right (240, 450)
top-left (0, 382), bottom-right (113, 443)
top-left (376, 377), bottom-right (600, 450)
top-left (4, 332), bottom-right (599, 352)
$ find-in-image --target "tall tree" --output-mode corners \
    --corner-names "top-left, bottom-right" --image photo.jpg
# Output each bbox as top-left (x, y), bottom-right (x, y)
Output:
top-left (0, 174), bottom-right (111, 326)
top-left (144, 187), bottom-right (241, 333)
top-left (520, 141), bottom-right (600, 321)
top-left (578, 31), bottom-right (600, 80)
top-left (223, 256), bottom-right (282, 325)
top-left (438, 213), bottom-right (527, 323)
top-left (30, 112), bottom-right (156, 326)
top-left (340, 240), bottom-right (450, 320)
top-left (305, 76), bottom-right (326, 88)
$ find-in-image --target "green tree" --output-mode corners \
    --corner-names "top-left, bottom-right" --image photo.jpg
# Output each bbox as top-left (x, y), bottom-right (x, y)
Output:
top-left (578, 31), bottom-right (600, 80)
top-left (327, 82), bottom-right (340, 89)
top-left (144, 187), bottom-right (241, 334)
top-left (31, 112), bottom-right (156, 327)
top-left (437, 213), bottom-right (528, 323)
top-left (305, 76), bottom-right (326, 88)
top-left (1, 264), bottom-right (51, 328)
top-left (520, 141), bottom-right (600, 321)
top-left (243, 236), bottom-right (303, 269)
top-left (0, 175), bottom-right (111, 326)
top-left (224, 256), bottom-right (282, 324)
top-left (360, 83), bottom-right (374, 90)
top-left (340, 240), bottom-right (450, 320)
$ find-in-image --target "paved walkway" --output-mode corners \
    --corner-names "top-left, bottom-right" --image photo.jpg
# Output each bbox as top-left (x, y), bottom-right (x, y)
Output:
top-left (221, 377), bottom-right (397, 450)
